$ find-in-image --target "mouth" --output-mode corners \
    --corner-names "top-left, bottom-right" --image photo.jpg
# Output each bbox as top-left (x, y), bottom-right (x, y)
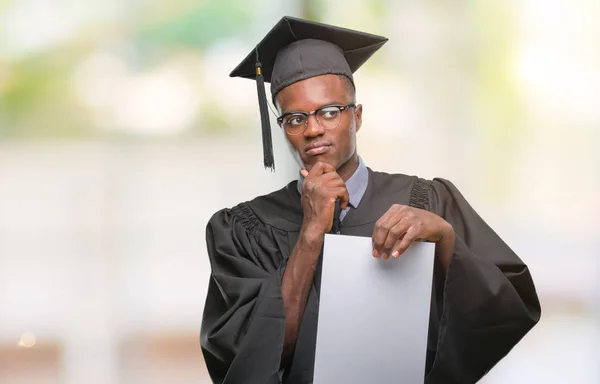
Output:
top-left (305, 142), bottom-right (332, 156)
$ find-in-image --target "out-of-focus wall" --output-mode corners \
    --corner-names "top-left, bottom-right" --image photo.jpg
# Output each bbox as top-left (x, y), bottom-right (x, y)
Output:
top-left (0, 1), bottom-right (598, 383)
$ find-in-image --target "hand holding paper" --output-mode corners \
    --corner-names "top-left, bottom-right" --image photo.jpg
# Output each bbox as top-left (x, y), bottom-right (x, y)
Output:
top-left (371, 204), bottom-right (455, 271)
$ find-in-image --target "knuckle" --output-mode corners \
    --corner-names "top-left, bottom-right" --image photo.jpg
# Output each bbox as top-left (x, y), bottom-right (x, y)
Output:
top-left (377, 222), bottom-right (388, 232)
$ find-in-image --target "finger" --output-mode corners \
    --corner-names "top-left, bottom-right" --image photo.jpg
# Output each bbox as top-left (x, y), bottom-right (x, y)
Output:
top-left (339, 186), bottom-right (350, 210)
top-left (310, 171), bottom-right (346, 189)
top-left (371, 214), bottom-right (399, 258)
top-left (301, 169), bottom-right (309, 178)
top-left (333, 187), bottom-right (349, 204)
top-left (322, 187), bottom-right (348, 232)
top-left (318, 161), bottom-right (337, 174)
top-left (302, 175), bottom-right (346, 207)
top-left (392, 227), bottom-right (419, 258)
top-left (371, 205), bottom-right (405, 258)
top-left (307, 161), bottom-right (336, 177)
top-left (320, 188), bottom-right (349, 205)
top-left (314, 171), bottom-right (345, 185)
top-left (302, 170), bottom-right (339, 189)
top-left (301, 178), bottom-right (316, 195)
top-left (316, 172), bottom-right (348, 209)
top-left (381, 220), bottom-right (410, 258)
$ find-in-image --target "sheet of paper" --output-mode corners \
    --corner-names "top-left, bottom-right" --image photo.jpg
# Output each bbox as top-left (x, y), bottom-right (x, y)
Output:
top-left (313, 234), bottom-right (435, 384)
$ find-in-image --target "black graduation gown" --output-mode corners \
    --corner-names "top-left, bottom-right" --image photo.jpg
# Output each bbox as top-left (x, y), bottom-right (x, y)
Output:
top-left (200, 169), bottom-right (541, 384)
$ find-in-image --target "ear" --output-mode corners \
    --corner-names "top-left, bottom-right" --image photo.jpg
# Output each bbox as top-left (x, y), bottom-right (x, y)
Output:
top-left (355, 104), bottom-right (363, 132)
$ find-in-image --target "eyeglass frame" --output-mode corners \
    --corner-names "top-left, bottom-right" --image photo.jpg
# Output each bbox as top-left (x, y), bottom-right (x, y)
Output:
top-left (276, 103), bottom-right (357, 136)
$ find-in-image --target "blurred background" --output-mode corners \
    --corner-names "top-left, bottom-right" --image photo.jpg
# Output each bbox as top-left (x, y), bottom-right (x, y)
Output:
top-left (0, 0), bottom-right (599, 383)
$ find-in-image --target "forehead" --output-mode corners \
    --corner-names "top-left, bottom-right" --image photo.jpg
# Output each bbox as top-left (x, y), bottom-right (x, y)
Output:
top-left (276, 74), bottom-right (348, 112)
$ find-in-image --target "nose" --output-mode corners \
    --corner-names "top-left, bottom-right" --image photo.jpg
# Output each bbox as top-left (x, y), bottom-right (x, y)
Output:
top-left (303, 114), bottom-right (325, 138)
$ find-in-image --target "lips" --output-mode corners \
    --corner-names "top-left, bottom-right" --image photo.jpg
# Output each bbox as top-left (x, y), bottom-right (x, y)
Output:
top-left (305, 142), bottom-right (332, 156)
top-left (306, 145), bottom-right (331, 155)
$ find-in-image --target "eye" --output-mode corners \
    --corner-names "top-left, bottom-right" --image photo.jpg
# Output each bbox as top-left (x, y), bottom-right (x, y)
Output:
top-left (318, 107), bottom-right (341, 120)
top-left (285, 114), bottom-right (306, 127)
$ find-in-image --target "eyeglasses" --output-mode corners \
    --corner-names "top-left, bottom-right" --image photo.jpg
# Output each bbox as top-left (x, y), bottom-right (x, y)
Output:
top-left (276, 104), bottom-right (356, 136)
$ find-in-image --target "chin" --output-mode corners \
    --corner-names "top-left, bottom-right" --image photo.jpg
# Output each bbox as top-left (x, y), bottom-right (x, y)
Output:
top-left (305, 155), bottom-right (338, 170)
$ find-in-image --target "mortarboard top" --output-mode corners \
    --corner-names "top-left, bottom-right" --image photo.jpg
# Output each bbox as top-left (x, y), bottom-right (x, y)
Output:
top-left (230, 16), bottom-right (388, 170)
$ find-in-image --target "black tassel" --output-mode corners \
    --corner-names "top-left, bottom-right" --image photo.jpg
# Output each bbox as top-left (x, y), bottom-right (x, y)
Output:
top-left (255, 60), bottom-right (275, 171)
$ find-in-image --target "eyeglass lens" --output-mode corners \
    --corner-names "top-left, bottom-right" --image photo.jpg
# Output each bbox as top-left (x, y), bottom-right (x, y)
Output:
top-left (282, 106), bottom-right (344, 135)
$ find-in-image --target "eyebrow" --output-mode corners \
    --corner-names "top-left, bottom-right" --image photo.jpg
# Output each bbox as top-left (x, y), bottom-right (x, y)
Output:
top-left (281, 100), bottom-right (347, 116)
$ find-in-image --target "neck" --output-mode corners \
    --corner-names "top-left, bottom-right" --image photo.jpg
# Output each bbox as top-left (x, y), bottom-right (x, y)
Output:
top-left (336, 153), bottom-right (359, 182)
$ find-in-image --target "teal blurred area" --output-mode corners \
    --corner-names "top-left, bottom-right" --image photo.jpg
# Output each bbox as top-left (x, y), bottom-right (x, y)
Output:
top-left (0, 1), bottom-right (598, 383)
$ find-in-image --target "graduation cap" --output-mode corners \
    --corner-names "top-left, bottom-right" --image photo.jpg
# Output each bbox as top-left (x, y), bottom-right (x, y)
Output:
top-left (230, 16), bottom-right (388, 170)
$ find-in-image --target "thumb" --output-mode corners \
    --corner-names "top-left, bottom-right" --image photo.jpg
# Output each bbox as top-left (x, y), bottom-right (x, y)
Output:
top-left (301, 169), bottom-right (309, 178)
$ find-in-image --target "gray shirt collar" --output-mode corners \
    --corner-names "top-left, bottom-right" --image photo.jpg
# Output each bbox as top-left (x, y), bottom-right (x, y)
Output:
top-left (297, 156), bottom-right (369, 219)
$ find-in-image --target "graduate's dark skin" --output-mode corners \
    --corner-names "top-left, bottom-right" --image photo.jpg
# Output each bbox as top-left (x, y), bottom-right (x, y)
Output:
top-left (276, 74), bottom-right (455, 358)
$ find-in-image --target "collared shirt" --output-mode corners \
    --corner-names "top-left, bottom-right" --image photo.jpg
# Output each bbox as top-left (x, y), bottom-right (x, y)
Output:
top-left (296, 156), bottom-right (369, 221)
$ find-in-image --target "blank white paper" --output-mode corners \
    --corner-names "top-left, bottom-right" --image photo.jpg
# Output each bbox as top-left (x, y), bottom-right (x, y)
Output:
top-left (313, 234), bottom-right (435, 384)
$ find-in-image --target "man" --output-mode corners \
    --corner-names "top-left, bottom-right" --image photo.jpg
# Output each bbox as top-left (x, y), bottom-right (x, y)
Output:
top-left (200, 16), bottom-right (540, 384)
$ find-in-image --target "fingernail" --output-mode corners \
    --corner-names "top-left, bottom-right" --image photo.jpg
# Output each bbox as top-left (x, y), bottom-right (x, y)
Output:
top-left (382, 253), bottom-right (388, 259)
top-left (372, 249), bottom-right (378, 258)
top-left (392, 251), bottom-right (399, 258)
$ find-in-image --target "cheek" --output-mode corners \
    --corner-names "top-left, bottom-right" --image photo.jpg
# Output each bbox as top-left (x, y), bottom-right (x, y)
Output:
top-left (285, 136), bottom-right (303, 153)
top-left (342, 122), bottom-right (357, 148)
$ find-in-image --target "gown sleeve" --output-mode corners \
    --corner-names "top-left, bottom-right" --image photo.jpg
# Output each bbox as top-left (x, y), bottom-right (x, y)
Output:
top-left (200, 203), bottom-right (287, 384)
top-left (424, 178), bottom-right (541, 384)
